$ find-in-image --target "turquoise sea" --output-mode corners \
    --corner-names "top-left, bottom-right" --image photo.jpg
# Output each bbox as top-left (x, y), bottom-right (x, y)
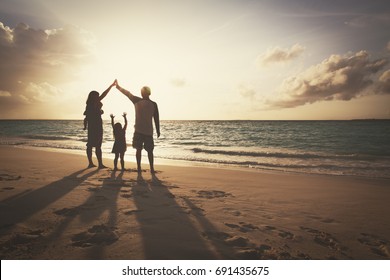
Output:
top-left (0, 120), bottom-right (390, 178)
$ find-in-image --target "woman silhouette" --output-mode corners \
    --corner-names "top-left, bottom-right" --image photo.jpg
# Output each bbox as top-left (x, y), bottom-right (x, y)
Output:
top-left (83, 80), bottom-right (116, 168)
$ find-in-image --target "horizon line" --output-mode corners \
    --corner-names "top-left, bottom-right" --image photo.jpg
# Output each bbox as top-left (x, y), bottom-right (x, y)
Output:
top-left (1, 118), bottom-right (389, 122)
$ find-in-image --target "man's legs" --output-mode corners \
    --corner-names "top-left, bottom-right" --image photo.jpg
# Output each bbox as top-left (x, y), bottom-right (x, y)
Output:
top-left (136, 149), bottom-right (142, 172)
top-left (144, 134), bottom-right (155, 173)
top-left (133, 132), bottom-right (155, 173)
top-left (147, 150), bottom-right (155, 173)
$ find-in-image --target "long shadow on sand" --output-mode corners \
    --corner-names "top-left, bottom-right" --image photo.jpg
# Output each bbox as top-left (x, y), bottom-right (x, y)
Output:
top-left (41, 169), bottom-right (124, 259)
top-left (0, 168), bottom-right (98, 231)
top-left (132, 172), bottom-right (235, 259)
top-left (0, 169), bottom-right (125, 259)
top-left (0, 168), bottom-right (238, 259)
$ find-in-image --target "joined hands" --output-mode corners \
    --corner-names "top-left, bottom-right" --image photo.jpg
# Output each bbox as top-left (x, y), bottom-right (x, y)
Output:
top-left (111, 79), bottom-right (118, 88)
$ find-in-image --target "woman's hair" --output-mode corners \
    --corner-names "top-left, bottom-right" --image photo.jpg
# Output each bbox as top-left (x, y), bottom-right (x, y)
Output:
top-left (113, 122), bottom-right (123, 138)
top-left (85, 91), bottom-right (103, 115)
top-left (86, 91), bottom-right (99, 106)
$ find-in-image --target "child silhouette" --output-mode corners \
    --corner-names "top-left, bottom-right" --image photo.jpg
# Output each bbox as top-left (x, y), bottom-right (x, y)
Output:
top-left (110, 113), bottom-right (128, 171)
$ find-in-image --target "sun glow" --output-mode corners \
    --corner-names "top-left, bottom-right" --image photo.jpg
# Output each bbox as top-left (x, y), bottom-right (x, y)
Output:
top-left (1, 0), bottom-right (389, 120)
top-left (76, 42), bottom-right (185, 120)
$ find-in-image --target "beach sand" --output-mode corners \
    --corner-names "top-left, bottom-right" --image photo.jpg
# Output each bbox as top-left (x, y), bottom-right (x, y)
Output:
top-left (0, 146), bottom-right (389, 260)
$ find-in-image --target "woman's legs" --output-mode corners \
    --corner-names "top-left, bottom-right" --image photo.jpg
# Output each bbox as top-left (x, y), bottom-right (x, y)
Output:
top-left (96, 147), bottom-right (106, 168)
top-left (86, 146), bottom-right (95, 168)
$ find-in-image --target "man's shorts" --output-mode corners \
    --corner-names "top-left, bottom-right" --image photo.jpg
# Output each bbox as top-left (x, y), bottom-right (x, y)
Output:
top-left (132, 132), bottom-right (154, 152)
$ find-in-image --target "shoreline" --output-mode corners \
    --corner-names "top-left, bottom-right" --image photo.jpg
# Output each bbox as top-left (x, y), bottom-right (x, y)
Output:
top-left (3, 144), bottom-right (390, 180)
top-left (1, 146), bottom-right (390, 260)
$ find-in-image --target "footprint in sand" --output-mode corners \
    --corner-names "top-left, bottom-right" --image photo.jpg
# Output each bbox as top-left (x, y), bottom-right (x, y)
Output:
top-left (224, 222), bottom-right (259, 233)
top-left (261, 225), bottom-right (295, 240)
top-left (258, 244), bottom-right (313, 260)
top-left (202, 231), bottom-right (250, 248)
top-left (197, 190), bottom-right (233, 199)
top-left (0, 174), bottom-right (21, 181)
top-left (71, 224), bottom-right (118, 247)
top-left (12, 229), bottom-right (44, 244)
top-left (278, 230), bottom-right (295, 240)
top-left (238, 243), bottom-right (299, 260)
top-left (300, 226), bottom-right (347, 252)
top-left (358, 233), bottom-right (390, 258)
top-left (1, 229), bottom-right (44, 255)
top-left (202, 230), bottom-right (307, 260)
top-left (264, 225), bottom-right (276, 231)
top-left (223, 207), bottom-right (241, 216)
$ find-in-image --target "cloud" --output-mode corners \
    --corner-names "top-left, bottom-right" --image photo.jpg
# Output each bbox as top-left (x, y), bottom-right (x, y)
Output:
top-left (0, 22), bottom-right (94, 118)
top-left (268, 50), bottom-right (389, 108)
top-left (257, 44), bottom-right (305, 66)
top-left (0, 90), bottom-right (11, 97)
top-left (376, 70), bottom-right (390, 94)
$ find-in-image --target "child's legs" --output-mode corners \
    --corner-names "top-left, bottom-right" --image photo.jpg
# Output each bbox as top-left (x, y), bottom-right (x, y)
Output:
top-left (120, 152), bottom-right (125, 170)
top-left (114, 153), bottom-right (119, 169)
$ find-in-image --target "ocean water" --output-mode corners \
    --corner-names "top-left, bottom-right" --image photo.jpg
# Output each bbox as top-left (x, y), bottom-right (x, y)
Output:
top-left (0, 120), bottom-right (390, 178)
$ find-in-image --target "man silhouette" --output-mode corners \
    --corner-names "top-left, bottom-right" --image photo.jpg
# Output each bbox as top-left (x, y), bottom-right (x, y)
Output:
top-left (115, 80), bottom-right (160, 173)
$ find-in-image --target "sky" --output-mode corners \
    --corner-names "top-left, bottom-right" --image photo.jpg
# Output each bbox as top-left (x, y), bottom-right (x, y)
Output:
top-left (0, 0), bottom-right (389, 120)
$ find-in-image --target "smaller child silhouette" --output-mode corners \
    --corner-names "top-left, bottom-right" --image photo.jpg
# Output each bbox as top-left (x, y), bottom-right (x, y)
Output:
top-left (110, 113), bottom-right (128, 171)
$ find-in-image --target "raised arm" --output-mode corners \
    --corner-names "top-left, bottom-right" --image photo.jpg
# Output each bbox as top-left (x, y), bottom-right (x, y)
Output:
top-left (116, 81), bottom-right (141, 103)
top-left (110, 114), bottom-right (115, 129)
top-left (123, 112), bottom-right (128, 131)
top-left (153, 103), bottom-right (160, 138)
top-left (99, 80), bottom-right (116, 101)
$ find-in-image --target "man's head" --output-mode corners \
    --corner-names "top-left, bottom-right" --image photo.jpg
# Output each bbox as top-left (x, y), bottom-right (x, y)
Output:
top-left (141, 86), bottom-right (151, 99)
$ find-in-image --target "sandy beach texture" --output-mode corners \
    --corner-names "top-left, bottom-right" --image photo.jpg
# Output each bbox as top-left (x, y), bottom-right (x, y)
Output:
top-left (0, 146), bottom-right (389, 260)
